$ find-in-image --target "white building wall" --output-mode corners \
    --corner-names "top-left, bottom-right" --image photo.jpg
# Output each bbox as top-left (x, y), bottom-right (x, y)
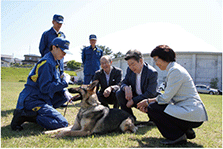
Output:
top-left (112, 52), bottom-right (222, 89)
top-left (75, 52), bottom-right (222, 89)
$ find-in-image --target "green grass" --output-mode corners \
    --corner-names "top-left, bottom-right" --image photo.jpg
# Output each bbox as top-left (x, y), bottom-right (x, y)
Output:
top-left (1, 67), bottom-right (222, 148)
top-left (0, 67), bottom-right (76, 82)
top-left (1, 67), bottom-right (32, 82)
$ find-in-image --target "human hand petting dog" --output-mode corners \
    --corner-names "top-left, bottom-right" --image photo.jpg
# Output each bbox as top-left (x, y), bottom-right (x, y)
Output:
top-left (103, 87), bottom-right (112, 97)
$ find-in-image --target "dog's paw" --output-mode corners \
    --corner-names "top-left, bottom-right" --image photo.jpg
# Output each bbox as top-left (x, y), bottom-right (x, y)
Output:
top-left (51, 134), bottom-right (59, 138)
top-left (125, 130), bottom-right (132, 133)
top-left (132, 126), bottom-right (138, 133)
top-left (42, 131), bottom-right (50, 135)
top-left (42, 130), bottom-right (55, 135)
top-left (54, 132), bottom-right (65, 138)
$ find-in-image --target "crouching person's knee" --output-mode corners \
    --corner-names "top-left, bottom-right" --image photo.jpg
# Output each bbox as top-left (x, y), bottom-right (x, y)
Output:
top-left (36, 104), bottom-right (68, 130)
top-left (116, 89), bottom-right (126, 105)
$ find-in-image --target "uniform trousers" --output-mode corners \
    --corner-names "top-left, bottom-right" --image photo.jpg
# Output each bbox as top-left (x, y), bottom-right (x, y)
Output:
top-left (147, 102), bottom-right (203, 140)
top-left (84, 74), bottom-right (94, 85)
top-left (24, 91), bottom-right (68, 130)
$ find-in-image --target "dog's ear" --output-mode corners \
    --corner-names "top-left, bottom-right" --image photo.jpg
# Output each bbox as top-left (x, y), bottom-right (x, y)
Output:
top-left (88, 80), bottom-right (99, 91)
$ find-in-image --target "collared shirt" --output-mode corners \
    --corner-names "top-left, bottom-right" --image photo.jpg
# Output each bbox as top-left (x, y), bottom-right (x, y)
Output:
top-left (136, 68), bottom-right (143, 95)
top-left (53, 27), bottom-right (60, 35)
top-left (166, 62), bottom-right (173, 71)
top-left (104, 66), bottom-right (113, 86)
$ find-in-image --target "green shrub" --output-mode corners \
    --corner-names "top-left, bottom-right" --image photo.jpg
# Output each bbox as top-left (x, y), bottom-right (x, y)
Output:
top-left (210, 78), bottom-right (219, 89)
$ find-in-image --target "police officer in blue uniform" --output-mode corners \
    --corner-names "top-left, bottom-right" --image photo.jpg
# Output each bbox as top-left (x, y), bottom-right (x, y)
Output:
top-left (11, 37), bottom-right (73, 131)
top-left (39, 14), bottom-right (66, 107)
top-left (39, 14), bottom-right (65, 57)
top-left (82, 34), bottom-right (103, 84)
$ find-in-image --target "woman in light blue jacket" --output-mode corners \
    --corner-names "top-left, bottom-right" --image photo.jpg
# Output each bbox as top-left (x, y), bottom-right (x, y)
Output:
top-left (137, 45), bottom-right (208, 145)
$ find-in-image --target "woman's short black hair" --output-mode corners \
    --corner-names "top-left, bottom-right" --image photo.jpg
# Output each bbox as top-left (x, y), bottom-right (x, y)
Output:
top-left (124, 49), bottom-right (142, 62)
top-left (150, 45), bottom-right (176, 62)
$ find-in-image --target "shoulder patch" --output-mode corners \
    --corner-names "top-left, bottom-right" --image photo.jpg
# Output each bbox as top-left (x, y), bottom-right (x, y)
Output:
top-left (32, 106), bottom-right (41, 111)
top-left (30, 60), bottom-right (47, 82)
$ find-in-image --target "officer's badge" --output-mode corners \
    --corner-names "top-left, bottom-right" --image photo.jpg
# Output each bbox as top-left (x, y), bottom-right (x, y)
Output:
top-left (58, 16), bottom-right (64, 19)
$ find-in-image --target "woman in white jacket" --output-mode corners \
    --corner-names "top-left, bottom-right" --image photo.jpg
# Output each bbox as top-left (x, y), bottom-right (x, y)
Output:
top-left (137, 45), bottom-right (208, 145)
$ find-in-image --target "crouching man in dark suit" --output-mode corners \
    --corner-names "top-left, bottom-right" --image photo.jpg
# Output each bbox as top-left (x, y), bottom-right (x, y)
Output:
top-left (93, 55), bottom-right (122, 108)
top-left (116, 49), bottom-right (159, 122)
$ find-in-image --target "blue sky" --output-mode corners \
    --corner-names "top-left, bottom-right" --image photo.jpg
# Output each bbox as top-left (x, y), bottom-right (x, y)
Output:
top-left (1, 0), bottom-right (222, 62)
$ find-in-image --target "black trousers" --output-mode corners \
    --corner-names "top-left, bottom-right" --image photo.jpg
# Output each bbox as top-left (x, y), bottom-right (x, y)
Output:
top-left (116, 89), bottom-right (137, 120)
top-left (97, 91), bottom-right (119, 108)
top-left (147, 102), bottom-right (203, 140)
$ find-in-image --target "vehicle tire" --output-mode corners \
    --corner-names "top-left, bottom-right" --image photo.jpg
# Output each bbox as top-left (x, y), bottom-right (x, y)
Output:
top-left (209, 91), bottom-right (214, 95)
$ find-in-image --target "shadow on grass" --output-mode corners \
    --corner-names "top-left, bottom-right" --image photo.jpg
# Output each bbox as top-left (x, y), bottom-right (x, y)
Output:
top-left (128, 136), bottom-right (204, 147)
top-left (1, 123), bottom-right (204, 148)
top-left (47, 125), bottom-right (156, 141)
top-left (135, 125), bottom-right (156, 135)
top-left (1, 123), bottom-right (44, 139)
top-left (1, 120), bottom-right (154, 140)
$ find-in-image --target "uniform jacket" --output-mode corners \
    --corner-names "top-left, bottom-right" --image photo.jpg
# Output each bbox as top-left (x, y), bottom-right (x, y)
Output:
top-left (16, 52), bottom-right (68, 109)
top-left (39, 27), bottom-right (66, 57)
top-left (121, 62), bottom-right (159, 104)
top-left (93, 66), bottom-right (122, 93)
top-left (81, 45), bottom-right (103, 75)
top-left (156, 62), bottom-right (208, 122)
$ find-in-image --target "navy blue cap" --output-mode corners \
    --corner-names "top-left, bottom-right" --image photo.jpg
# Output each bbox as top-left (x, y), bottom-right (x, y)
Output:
top-left (89, 34), bottom-right (97, 40)
top-left (52, 37), bottom-right (72, 54)
top-left (53, 14), bottom-right (64, 24)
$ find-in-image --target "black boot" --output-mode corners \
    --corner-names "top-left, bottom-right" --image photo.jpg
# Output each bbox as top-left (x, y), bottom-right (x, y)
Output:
top-left (23, 110), bottom-right (37, 123)
top-left (11, 109), bottom-right (26, 131)
top-left (11, 109), bottom-right (37, 131)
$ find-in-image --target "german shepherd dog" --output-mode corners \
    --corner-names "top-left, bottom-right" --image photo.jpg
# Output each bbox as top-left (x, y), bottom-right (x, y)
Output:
top-left (43, 80), bottom-right (137, 138)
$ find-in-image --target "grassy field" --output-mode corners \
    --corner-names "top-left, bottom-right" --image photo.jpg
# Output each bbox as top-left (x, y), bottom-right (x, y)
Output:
top-left (1, 67), bottom-right (222, 148)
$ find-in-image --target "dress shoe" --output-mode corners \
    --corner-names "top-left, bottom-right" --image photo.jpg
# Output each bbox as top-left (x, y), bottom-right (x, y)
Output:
top-left (161, 134), bottom-right (187, 145)
top-left (186, 128), bottom-right (196, 139)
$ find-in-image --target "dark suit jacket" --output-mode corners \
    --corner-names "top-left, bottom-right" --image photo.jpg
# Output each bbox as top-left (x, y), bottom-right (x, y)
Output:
top-left (121, 62), bottom-right (159, 104)
top-left (93, 66), bottom-right (122, 93)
